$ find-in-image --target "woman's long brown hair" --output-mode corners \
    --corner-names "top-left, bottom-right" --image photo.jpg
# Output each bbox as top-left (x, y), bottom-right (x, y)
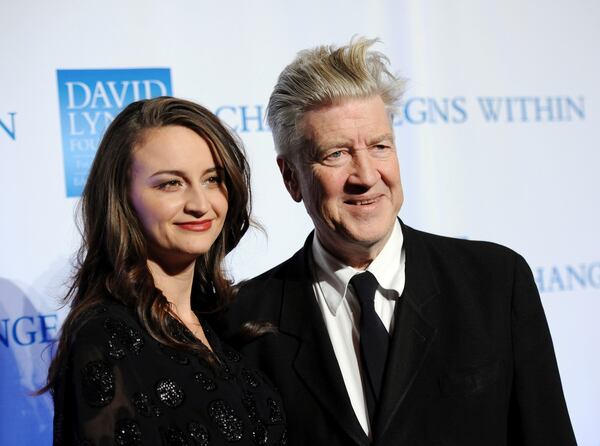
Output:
top-left (39, 97), bottom-right (251, 395)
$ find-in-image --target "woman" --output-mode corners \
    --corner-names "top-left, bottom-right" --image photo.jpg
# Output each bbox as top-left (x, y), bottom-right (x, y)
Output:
top-left (41, 97), bottom-right (286, 445)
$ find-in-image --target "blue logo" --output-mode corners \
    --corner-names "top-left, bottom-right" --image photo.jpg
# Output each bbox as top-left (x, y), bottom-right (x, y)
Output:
top-left (215, 105), bottom-right (269, 133)
top-left (392, 95), bottom-right (585, 125)
top-left (394, 97), bottom-right (467, 125)
top-left (475, 96), bottom-right (585, 123)
top-left (0, 313), bottom-right (58, 347)
top-left (0, 112), bottom-right (17, 140)
top-left (534, 262), bottom-right (600, 293)
top-left (213, 95), bottom-right (585, 133)
top-left (57, 68), bottom-right (172, 197)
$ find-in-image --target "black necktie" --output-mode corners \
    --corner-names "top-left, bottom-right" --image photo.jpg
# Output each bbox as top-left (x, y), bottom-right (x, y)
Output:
top-left (350, 271), bottom-right (390, 424)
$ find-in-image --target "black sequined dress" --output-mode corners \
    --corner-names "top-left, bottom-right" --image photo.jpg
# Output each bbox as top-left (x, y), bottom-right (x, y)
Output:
top-left (52, 302), bottom-right (286, 445)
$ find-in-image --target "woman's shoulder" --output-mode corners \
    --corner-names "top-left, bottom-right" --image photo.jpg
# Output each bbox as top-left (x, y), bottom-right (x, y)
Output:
top-left (69, 300), bottom-right (146, 360)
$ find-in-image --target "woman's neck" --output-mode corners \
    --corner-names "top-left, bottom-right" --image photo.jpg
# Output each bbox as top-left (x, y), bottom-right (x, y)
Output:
top-left (146, 257), bottom-right (212, 350)
top-left (146, 258), bottom-right (196, 323)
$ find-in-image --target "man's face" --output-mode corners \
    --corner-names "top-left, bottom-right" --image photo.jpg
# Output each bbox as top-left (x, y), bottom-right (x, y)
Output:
top-left (279, 95), bottom-right (403, 266)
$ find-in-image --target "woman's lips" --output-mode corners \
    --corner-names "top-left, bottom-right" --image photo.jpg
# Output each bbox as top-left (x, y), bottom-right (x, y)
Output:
top-left (175, 220), bottom-right (212, 232)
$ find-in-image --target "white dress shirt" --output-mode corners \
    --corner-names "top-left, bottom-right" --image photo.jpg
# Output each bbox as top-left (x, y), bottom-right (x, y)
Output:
top-left (310, 220), bottom-right (406, 437)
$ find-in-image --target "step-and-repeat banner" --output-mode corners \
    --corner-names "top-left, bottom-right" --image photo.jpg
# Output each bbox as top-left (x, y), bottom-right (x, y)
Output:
top-left (1, 1), bottom-right (598, 444)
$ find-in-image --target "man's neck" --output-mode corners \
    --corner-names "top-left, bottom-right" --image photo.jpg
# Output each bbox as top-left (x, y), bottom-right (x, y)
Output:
top-left (315, 230), bottom-right (394, 270)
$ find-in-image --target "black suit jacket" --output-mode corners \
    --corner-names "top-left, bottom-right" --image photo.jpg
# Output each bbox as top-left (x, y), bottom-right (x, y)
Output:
top-left (219, 223), bottom-right (576, 445)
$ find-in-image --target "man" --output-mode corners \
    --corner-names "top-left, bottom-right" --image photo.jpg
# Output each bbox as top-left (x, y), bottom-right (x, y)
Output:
top-left (221, 38), bottom-right (577, 445)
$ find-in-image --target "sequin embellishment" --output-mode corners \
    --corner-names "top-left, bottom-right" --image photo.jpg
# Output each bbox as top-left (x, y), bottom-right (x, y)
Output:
top-left (241, 392), bottom-right (258, 424)
top-left (241, 368), bottom-right (260, 388)
top-left (115, 419), bottom-right (142, 445)
top-left (252, 420), bottom-right (268, 445)
top-left (104, 317), bottom-right (144, 360)
top-left (132, 392), bottom-right (162, 417)
top-left (81, 360), bottom-right (115, 407)
top-left (223, 348), bottom-right (241, 362)
top-left (156, 378), bottom-right (185, 408)
top-left (188, 422), bottom-right (210, 446)
top-left (220, 364), bottom-right (233, 381)
top-left (159, 344), bottom-right (190, 365)
top-left (194, 371), bottom-right (217, 391)
top-left (162, 426), bottom-right (188, 446)
top-left (279, 429), bottom-right (287, 446)
top-left (267, 398), bottom-right (283, 424)
top-left (208, 399), bottom-right (244, 442)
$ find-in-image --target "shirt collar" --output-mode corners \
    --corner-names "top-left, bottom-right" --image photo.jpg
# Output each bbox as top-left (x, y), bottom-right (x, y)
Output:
top-left (311, 220), bottom-right (404, 315)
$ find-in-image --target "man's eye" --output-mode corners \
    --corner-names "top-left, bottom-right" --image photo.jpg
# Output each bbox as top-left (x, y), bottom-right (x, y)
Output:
top-left (322, 150), bottom-right (348, 164)
top-left (370, 144), bottom-right (393, 158)
top-left (373, 144), bottom-right (391, 151)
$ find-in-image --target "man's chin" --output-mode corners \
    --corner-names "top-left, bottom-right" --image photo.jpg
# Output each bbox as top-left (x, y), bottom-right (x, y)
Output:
top-left (316, 218), bottom-right (395, 246)
top-left (337, 228), bottom-right (394, 250)
top-left (343, 221), bottom-right (395, 242)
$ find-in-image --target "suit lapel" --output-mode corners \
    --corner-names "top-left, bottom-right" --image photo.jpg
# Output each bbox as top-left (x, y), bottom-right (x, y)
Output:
top-left (279, 235), bottom-right (370, 446)
top-left (374, 223), bottom-right (439, 439)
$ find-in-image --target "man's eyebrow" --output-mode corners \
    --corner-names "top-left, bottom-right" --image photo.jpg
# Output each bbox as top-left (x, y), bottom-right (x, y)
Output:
top-left (319, 139), bottom-right (353, 150)
top-left (318, 133), bottom-right (395, 150)
top-left (366, 133), bottom-right (395, 146)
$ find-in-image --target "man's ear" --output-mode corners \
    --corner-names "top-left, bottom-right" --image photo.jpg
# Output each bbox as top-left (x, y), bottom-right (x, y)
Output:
top-left (277, 156), bottom-right (302, 202)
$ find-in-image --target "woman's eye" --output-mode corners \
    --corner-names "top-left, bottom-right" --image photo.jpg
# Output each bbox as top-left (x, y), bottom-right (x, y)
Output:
top-left (157, 179), bottom-right (182, 190)
top-left (205, 175), bottom-right (223, 185)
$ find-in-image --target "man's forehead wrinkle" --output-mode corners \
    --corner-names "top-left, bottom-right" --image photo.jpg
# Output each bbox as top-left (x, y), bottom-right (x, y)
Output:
top-left (368, 132), bottom-right (395, 145)
top-left (318, 130), bottom-right (394, 151)
top-left (300, 96), bottom-right (394, 161)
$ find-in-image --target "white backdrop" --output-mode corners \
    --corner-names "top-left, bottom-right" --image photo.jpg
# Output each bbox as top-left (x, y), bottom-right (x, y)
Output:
top-left (1, 1), bottom-right (598, 444)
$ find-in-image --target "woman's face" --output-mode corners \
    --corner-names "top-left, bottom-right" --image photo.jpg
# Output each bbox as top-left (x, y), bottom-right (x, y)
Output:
top-left (129, 125), bottom-right (229, 267)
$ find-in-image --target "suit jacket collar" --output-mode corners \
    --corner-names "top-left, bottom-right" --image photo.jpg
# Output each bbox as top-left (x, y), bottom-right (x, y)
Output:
top-left (398, 220), bottom-right (440, 308)
top-left (311, 220), bottom-right (405, 316)
top-left (278, 221), bottom-right (440, 445)
top-left (374, 221), bottom-right (439, 441)
top-left (278, 232), bottom-right (370, 445)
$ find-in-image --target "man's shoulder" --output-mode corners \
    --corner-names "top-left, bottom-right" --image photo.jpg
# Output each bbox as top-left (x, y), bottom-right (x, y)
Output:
top-left (236, 245), bottom-right (307, 301)
top-left (408, 225), bottom-right (514, 251)
top-left (404, 224), bottom-right (526, 271)
top-left (218, 248), bottom-right (309, 334)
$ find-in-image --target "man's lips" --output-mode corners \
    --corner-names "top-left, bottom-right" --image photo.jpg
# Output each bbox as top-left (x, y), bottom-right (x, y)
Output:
top-left (175, 220), bottom-right (213, 232)
top-left (344, 195), bottom-right (382, 206)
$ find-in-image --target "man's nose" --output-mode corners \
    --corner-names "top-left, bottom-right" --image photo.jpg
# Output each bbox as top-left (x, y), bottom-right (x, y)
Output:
top-left (348, 150), bottom-right (380, 187)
